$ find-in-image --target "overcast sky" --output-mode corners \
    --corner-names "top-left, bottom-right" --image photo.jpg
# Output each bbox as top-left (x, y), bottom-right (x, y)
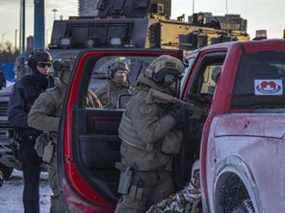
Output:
top-left (0, 0), bottom-right (284, 47)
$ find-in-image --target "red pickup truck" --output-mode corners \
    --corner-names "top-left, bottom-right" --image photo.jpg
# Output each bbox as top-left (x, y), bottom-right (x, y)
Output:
top-left (58, 39), bottom-right (285, 213)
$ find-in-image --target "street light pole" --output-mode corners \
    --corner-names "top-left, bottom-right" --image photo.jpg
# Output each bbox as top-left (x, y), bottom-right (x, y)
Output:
top-left (1, 33), bottom-right (7, 44)
top-left (34, 0), bottom-right (45, 49)
top-left (20, 0), bottom-right (26, 53)
top-left (15, 29), bottom-right (18, 50)
top-left (192, 0), bottom-right (195, 15)
top-left (52, 8), bottom-right (58, 21)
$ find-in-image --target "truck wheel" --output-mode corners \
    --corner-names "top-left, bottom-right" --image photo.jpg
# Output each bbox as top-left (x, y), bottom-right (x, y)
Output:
top-left (190, 199), bottom-right (202, 213)
top-left (232, 199), bottom-right (255, 213)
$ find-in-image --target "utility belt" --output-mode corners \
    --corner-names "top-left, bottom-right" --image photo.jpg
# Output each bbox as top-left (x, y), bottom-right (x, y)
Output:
top-left (121, 138), bottom-right (181, 156)
top-left (120, 139), bottom-right (154, 152)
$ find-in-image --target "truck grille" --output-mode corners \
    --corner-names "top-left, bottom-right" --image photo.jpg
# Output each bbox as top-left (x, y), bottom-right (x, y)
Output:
top-left (0, 101), bottom-right (8, 117)
top-left (0, 96), bottom-right (11, 143)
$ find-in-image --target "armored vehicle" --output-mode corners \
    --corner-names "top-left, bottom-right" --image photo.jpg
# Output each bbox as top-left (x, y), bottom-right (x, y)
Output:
top-left (49, 0), bottom-right (249, 59)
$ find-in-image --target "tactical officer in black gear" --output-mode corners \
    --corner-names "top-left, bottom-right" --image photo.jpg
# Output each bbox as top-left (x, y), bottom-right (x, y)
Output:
top-left (8, 49), bottom-right (52, 213)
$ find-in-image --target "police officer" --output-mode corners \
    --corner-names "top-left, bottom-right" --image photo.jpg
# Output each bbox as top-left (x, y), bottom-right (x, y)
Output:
top-left (96, 61), bottom-right (130, 108)
top-left (28, 60), bottom-right (102, 213)
top-left (115, 55), bottom-right (187, 213)
top-left (27, 59), bottom-right (71, 213)
top-left (8, 50), bottom-right (52, 213)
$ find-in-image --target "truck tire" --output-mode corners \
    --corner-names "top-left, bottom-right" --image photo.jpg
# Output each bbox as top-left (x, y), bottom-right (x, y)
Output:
top-left (232, 199), bottom-right (255, 213)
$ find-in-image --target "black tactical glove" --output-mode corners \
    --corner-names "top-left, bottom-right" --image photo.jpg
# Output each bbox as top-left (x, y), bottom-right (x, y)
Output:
top-left (169, 103), bottom-right (192, 129)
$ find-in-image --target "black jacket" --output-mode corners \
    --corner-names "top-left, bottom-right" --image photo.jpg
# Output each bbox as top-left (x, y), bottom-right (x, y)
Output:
top-left (0, 71), bottom-right (6, 89)
top-left (8, 72), bottom-right (48, 130)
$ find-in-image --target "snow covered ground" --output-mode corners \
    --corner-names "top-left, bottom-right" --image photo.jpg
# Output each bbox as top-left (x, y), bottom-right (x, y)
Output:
top-left (0, 170), bottom-right (52, 213)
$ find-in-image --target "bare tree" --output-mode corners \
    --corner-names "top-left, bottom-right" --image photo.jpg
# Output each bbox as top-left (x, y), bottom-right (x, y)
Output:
top-left (0, 42), bottom-right (19, 64)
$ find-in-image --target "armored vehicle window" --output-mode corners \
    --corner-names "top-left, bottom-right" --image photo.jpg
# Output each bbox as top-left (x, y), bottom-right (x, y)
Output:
top-left (232, 51), bottom-right (285, 109)
top-left (50, 21), bottom-right (134, 49)
top-left (70, 26), bottom-right (89, 48)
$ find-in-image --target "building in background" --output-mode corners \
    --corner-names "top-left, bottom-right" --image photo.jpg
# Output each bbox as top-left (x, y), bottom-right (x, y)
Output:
top-left (151, 0), bottom-right (171, 19)
top-left (26, 36), bottom-right (34, 52)
top-left (78, 0), bottom-right (171, 19)
top-left (216, 14), bottom-right (247, 32)
top-left (253, 30), bottom-right (267, 40)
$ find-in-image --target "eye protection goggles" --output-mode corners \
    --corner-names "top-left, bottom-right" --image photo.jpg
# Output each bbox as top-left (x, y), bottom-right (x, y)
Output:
top-left (37, 62), bottom-right (52, 68)
top-left (153, 68), bottom-right (182, 84)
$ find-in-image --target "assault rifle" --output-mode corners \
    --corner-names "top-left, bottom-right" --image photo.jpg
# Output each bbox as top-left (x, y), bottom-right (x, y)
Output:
top-left (148, 89), bottom-right (205, 187)
top-left (147, 89), bottom-right (205, 118)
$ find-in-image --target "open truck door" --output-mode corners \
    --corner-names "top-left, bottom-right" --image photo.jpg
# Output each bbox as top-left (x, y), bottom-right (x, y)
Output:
top-left (58, 49), bottom-right (183, 212)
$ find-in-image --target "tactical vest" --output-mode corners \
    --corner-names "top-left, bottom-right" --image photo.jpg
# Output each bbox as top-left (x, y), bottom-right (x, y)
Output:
top-left (119, 112), bottom-right (154, 152)
top-left (97, 81), bottom-right (130, 108)
top-left (118, 89), bottom-right (181, 171)
top-left (47, 83), bottom-right (66, 143)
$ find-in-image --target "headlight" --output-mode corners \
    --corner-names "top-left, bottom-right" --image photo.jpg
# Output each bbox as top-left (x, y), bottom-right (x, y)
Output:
top-left (110, 37), bottom-right (122, 46)
top-left (60, 38), bottom-right (71, 47)
top-left (86, 39), bottom-right (95, 48)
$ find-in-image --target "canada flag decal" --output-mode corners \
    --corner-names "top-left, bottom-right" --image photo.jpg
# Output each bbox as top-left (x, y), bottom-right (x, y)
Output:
top-left (254, 80), bottom-right (283, 96)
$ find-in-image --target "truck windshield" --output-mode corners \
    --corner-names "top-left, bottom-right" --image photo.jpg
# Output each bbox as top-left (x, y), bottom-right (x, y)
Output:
top-left (232, 51), bottom-right (285, 109)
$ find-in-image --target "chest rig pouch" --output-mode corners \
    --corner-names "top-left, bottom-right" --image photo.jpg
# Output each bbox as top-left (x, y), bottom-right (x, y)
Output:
top-left (42, 99), bottom-right (63, 164)
top-left (160, 130), bottom-right (182, 155)
top-left (43, 141), bottom-right (55, 164)
top-left (42, 133), bottom-right (57, 164)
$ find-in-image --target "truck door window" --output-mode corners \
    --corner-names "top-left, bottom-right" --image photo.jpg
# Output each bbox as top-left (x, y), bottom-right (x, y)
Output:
top-left (180, 57), bottom-right (196, 93)
top-left (232, 51), bottom-right (285, 110)
top-left (200, 64), bottom-right (221, 95)
top-left (188, 54), bottom-right (225, 100)
top-left (84, 56), bottom-right (155, 109)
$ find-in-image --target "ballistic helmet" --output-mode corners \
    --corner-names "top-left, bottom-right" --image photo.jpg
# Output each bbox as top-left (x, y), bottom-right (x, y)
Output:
top-left (139, 55), bottom-right (184, 94)
top-left (27, 49), bottom-right (52, 71)
top-left (109, 61), bottom-right (129, 78)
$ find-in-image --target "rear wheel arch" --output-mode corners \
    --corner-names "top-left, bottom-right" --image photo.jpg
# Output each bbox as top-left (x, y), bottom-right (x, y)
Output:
top-left (213, 156), bottom-right (262, 213)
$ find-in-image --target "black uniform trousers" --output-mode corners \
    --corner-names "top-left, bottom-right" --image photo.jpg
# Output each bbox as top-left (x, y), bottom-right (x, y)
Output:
top-left (20, 134), bottom-right (42, 213)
